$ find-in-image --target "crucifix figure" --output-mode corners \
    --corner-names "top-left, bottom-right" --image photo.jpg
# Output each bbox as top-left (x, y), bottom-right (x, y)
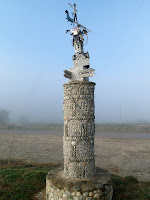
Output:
top-left (65, 3), bottom-right (94, 81)
top-left (68, 3), bottom-right (78, 22)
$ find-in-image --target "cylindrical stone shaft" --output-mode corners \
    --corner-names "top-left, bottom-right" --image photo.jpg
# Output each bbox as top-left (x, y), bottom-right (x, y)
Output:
top-left (63, 81), bottom-right (96, 179)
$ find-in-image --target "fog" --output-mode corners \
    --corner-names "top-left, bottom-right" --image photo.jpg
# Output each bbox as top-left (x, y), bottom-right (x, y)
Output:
top-left (1, 67), bottom-right (150, 124)
top-left (0, 1), bottom-right (150, 124)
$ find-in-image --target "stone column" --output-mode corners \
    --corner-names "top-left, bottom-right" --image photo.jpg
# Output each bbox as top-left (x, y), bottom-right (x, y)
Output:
top-left (63, 81), bottom-right (96, 179)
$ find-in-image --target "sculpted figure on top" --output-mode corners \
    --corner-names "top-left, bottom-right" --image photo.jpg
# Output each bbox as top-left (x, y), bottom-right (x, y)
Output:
top-left (64, 4), bottom-right (95, 81)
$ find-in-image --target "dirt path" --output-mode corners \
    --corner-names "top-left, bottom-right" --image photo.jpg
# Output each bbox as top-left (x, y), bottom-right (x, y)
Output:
top-left (0, 131), bottom-right (150, 181)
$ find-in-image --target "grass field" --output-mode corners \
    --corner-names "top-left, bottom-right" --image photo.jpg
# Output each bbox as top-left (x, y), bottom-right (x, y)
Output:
top-left (0, 160), bottom-right (150, 200)
top-left (0, 160), bottom-right (59, 200)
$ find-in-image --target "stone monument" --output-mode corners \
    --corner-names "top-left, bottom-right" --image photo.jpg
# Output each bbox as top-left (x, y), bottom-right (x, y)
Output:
top-left (46, 4), bottom-right (113, 200)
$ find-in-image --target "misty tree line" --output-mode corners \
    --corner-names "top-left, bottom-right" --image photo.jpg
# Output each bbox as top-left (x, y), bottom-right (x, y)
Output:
top-left (0, 109), bottom-right (9, 125)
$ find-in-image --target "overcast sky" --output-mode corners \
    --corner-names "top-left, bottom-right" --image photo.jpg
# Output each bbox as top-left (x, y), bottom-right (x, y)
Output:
top-left (0, 0), bottom-right (150, 123)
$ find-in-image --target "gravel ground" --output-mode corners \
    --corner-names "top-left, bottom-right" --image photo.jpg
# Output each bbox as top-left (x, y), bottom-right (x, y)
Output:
top-left (0, 130), bottom-right (150, 181)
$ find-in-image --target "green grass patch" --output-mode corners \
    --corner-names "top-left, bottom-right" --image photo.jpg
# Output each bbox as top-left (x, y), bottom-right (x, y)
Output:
top-left (0, 160), bottom-right (150, 200)
top-left (0, 160), bottom-right (53, 200)
top-left (112, 175), bottom-right (150, 200)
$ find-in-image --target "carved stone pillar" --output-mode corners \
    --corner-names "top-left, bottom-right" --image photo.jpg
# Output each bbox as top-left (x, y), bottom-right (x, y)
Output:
top-left (63, 81), bottom-right (96, 179)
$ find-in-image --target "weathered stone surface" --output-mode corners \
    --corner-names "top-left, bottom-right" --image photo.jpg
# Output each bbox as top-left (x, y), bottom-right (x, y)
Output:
top-left (46, 168), bottom-right (113, 200)
top-left (89, 192), bottom-right (94, 197)
top-left (93, 193), bottom-right (100, 199)
top-left (95, 184), bottom-right (103, 189)
top-left (68, 53), bottom-right (92, 82)
top-left (73, 185), bottom-right (81, 192)
top-left (63, 82), bottom-right (96, 179)
top-left (86, 197), bottom-right (92, 200)
top-left (58, 193), bottom-right (62, 198)
top-left (83, 192), bottom-right (88, 198)
top-left (71, 192), bottom-right (76, 196)
top-left (68, 195), bottom-right (74, 199)
top-left (76, 192), bottom-right (82, 197)
top-left (79, 196), bottom-right (85, 200)
top-left (74, 197), bottom-right (79, 200)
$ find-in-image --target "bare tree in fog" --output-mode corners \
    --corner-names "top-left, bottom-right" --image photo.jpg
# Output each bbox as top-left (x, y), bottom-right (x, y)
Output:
top-left (0, 109), bottom-right (9, 125)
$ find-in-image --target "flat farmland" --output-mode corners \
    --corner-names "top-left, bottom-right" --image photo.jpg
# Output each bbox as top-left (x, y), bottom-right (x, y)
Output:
top-left (0, 124), bottom-right (150, 182)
